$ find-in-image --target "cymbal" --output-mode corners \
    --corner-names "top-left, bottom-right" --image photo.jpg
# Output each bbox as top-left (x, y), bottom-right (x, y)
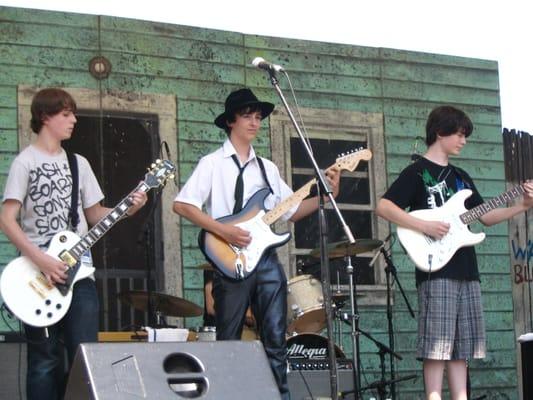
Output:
top-left (119, 290), bottom-right (202, 318)
top-left (310, 239), bottom-right (383, 259)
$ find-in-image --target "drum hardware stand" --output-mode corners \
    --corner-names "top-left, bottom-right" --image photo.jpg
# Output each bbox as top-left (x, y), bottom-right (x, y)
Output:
top-left (333, 297), bottom-right (345, 352)
top-left (262, 64), bottom-right (355, 400)
top-left (378, 244), bottom-right (415, 400)
top-left (333, 266), bottom-right (345, 351)
top-left (339, 255), bottom-right (360, 399)
top-left (137, 186), bottom-right (163, 328)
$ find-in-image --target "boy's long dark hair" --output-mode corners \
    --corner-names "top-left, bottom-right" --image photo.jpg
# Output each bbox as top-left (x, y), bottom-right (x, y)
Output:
top-left (30, 88), bottom-right (77, 133)
top-left (425, 105), bottom-right (473, 146)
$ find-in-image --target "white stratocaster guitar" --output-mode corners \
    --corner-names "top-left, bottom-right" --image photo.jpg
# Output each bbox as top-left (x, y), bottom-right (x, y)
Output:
top-left (199, 149), bottom-right (372, 279)
top-left (0, 159), bottom-right (176, 327)
top-left (397, 184), bottom-right (527, 272)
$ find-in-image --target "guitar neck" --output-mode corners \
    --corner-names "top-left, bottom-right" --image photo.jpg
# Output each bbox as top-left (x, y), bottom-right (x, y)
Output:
top-left (263, 179), bottom-right (316, 225)
top-left (461, 184), bottom-right (525, 224)
top-left (261, 148), bottom-right (372, 226)
top-left (66, 181), bottom-right (151, 261)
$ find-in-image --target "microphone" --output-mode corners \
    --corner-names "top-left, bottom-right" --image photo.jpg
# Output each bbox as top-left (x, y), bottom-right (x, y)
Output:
top-left (251, 57), bottom-right (284, 73)
top-left (368, 233), bottom-right (392, 267)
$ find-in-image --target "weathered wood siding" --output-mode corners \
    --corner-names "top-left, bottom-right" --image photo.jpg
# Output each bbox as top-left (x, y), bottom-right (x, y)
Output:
top-left (0, 6), bottom-right (512, 398)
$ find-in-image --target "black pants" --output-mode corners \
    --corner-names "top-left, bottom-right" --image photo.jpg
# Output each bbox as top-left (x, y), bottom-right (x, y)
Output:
top-left (213, 250), bottom-right (289, 399)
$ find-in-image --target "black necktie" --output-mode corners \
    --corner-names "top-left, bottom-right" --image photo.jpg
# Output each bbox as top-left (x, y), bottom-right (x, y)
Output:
top-left (231, 154), bottom-right (249, 214)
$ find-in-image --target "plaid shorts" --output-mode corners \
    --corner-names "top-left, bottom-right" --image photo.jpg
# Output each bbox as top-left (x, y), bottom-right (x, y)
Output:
top-left (417, 278), bottom-right (486, 360)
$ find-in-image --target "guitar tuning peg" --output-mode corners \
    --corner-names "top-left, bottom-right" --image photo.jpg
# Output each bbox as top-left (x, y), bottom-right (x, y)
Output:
top-left (169, 174), bottom-right (175, 180)
top-left (156, 159), bottom-right (161, 164)
top-left (150, 163), bottom-right (156, 168)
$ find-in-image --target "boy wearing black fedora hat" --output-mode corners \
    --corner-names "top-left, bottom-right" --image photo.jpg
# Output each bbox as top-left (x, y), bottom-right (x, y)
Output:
top-left (174, 87), bottom-right (340, 398)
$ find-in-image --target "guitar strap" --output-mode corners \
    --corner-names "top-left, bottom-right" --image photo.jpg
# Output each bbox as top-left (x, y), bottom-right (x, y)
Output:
top-left (256, 157), bottom-right (273, 195)
top-left (66, 151), bottom-right (80, 230)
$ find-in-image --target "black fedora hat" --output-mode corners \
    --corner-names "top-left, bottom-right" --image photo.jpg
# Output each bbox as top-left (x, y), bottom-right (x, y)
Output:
top-left (214, 88), bottom-right (274, 129)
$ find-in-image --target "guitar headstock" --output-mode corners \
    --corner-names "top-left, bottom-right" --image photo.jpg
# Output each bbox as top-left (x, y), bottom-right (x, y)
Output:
top-left (144, 159), bottom-right (177, 189)
top-left (335, 148), bottom-right (372, 172)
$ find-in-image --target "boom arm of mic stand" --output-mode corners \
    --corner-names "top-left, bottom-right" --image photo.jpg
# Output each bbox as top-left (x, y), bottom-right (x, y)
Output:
top-left (356, 327), bottom-right (403, 360)
top-left (381, 248), bottom-right (415, 318)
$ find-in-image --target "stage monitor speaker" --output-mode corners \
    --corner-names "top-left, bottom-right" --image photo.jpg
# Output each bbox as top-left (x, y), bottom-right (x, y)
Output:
top-left (65, 341), bottom-right (280, 400)
top-left (288, 369), bottom-right (355, 400)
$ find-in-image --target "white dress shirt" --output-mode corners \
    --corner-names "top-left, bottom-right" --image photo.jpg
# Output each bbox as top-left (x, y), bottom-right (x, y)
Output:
top-left (175, 139), bottom-right (298, 220)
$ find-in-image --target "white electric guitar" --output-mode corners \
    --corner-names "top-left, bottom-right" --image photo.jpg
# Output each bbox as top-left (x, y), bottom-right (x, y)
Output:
top-left (397, 184), bottom-right (527, 272)
top-left (199, 149), bottom-right (372, 279)
top-left (0, 159), bottom-right (176, 327)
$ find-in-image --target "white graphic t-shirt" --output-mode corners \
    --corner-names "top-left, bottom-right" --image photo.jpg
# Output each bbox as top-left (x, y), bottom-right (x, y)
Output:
top-left (3, 145), bottom-right (104, 260)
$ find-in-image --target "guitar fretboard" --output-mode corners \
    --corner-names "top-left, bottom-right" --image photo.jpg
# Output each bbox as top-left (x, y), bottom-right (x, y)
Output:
top-left (263, 180), bottom-right (316, 225)
top-left (261, 149), bottom-right (372, 226)
top-left (460, 185), bottom-right (525, 224)
top-left (67, 181), bottom-right (151, 261)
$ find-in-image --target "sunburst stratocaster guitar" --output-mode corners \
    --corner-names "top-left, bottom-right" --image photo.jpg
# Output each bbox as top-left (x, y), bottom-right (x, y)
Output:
top-left (397, 184), bottom-right (527, 272)
top-left (199, 149), bottom-right (372, 280)
top-left (0, 159), bottom-right (176, 327)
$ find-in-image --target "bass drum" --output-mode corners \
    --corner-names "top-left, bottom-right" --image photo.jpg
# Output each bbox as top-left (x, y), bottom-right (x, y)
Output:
top-left (287, 333), bottom-right (345, 361)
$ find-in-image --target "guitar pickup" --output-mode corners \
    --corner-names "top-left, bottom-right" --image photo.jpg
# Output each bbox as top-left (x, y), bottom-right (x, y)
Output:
top-left (59, 250), bottom-right (77, 267)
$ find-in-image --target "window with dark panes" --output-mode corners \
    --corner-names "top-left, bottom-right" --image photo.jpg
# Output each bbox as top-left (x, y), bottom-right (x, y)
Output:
top-left (291, 137), bottom-right (376, 287)
top-left (63, 111), bottom-right (163, 331)
top-left (270, 108), bottom-right (388, 303)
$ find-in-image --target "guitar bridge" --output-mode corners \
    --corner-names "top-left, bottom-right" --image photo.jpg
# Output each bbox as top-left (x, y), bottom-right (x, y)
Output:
top-left (231, 248), bottom-right (245, 279)
top-left (235, 259), bottom-right (244, 279)
top-left (29, 276), bottom-right (53, 299)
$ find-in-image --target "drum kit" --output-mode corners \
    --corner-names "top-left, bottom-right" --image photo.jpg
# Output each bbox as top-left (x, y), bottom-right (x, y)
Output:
top-left (287, 238), bottom-right (417, 399)
top-left (118, 237), bottom-right (414, 399)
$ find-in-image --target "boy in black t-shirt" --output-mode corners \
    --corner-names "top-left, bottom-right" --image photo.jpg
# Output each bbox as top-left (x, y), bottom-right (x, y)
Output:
top-left (376, 106), bottom-right (533, 400)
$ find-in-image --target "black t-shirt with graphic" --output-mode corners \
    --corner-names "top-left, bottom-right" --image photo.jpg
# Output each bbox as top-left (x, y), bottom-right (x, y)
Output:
top-left (383, 157), bottom-right (484, 285)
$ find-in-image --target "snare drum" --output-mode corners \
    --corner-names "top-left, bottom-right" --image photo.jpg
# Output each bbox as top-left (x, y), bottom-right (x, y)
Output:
top-left (287, 274), bottom-right (326, 334)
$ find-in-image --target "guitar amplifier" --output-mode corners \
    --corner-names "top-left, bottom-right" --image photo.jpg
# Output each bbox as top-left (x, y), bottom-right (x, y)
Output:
top-left (289, 357), bottom-right (353, 371)
top-left (288, 369), bottom-right (355, 400)
top-left (0, 332), bottom-right (27, 400)
top-left (287, 333), bottom-right (355, 399)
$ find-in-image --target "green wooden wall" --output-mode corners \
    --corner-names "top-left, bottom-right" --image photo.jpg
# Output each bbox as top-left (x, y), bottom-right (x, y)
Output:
top-left (0, 6), bottom-right (514, 398)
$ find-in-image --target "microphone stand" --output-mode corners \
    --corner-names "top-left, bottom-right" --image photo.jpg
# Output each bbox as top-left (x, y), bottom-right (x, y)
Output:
top-left (136, 189), bottom-right (163, 327)
top-left (340, 325), bottom-right (415, 400)
top-left (380, 246), bottom-right (415, 399)
top-left (264, 69), bottom-right (355, 400)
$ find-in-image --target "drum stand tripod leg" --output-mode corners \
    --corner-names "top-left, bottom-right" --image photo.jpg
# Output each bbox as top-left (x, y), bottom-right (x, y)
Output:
top-left (334, 269), bottom-right (344, 351)
top-left (344, 255), bottom-right (361, 399)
